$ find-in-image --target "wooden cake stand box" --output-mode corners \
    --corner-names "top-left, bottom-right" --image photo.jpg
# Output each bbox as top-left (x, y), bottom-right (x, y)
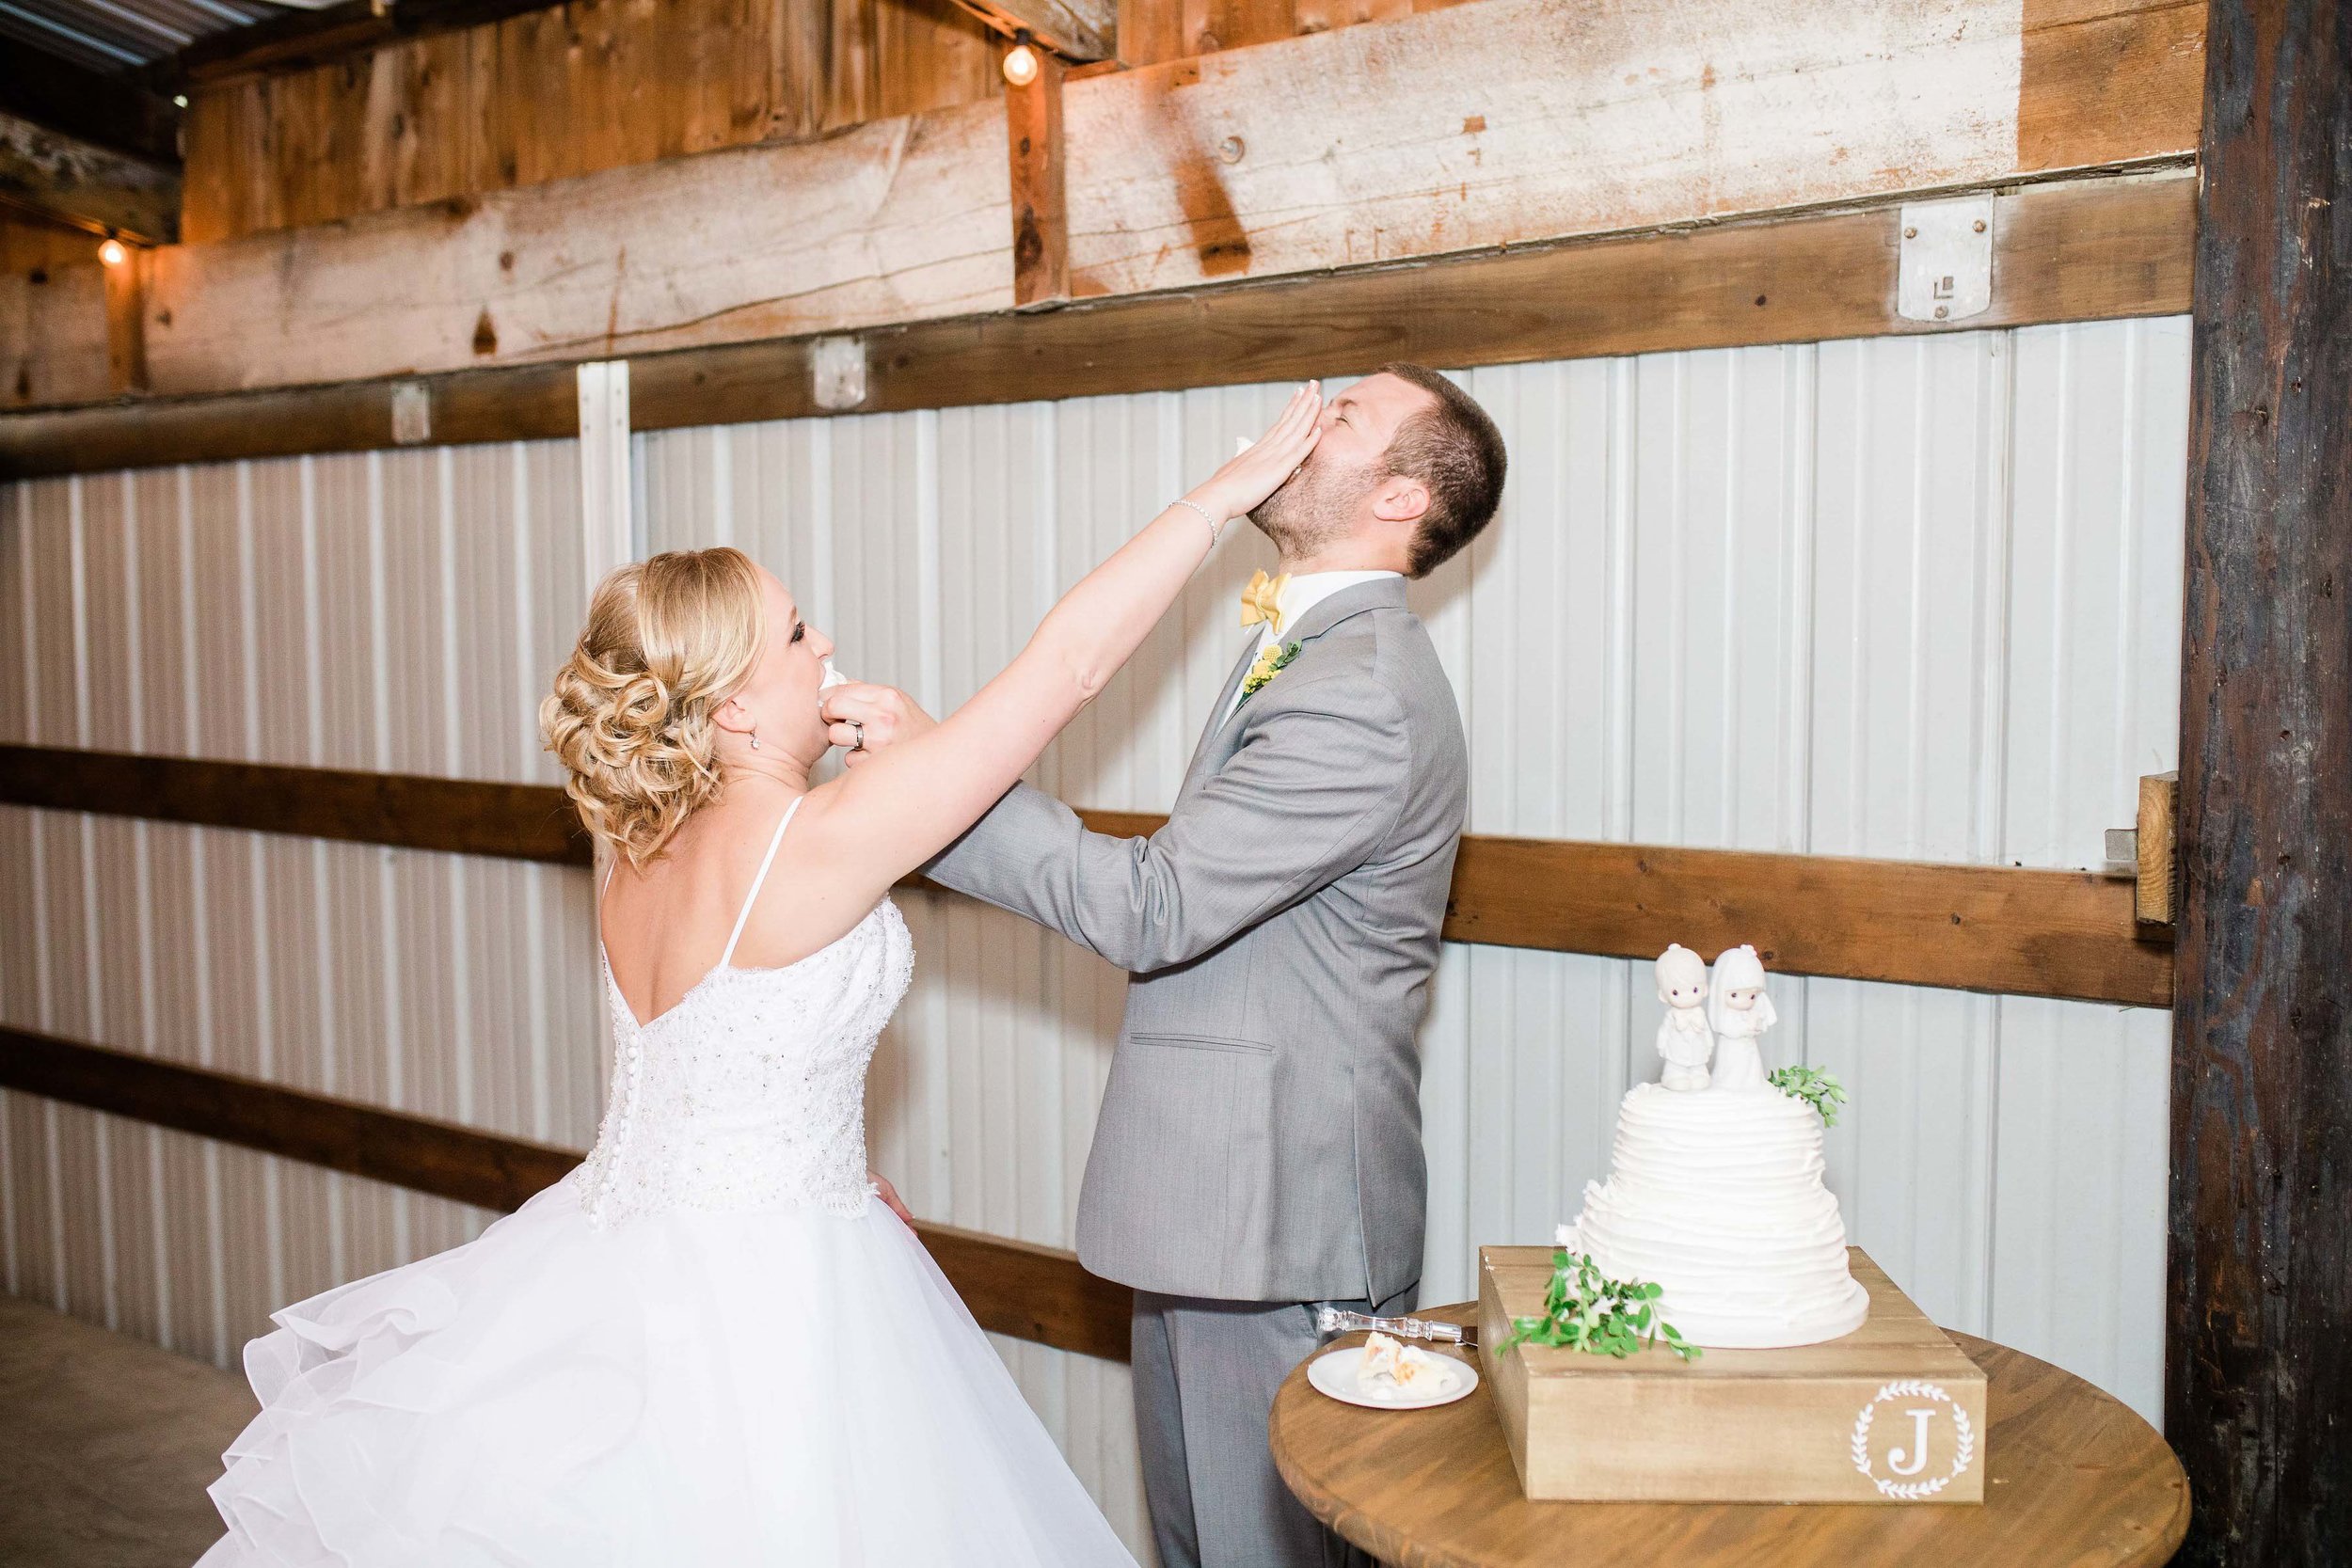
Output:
top-left (1478, 1245), bottom-right (1986, 1504)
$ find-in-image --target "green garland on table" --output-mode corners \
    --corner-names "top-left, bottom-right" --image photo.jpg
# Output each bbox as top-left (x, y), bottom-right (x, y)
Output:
top-left (1769, 1065), bottom-right (1848, 1127)
top-left (1502, 1250), bottom-right (1700, 1363)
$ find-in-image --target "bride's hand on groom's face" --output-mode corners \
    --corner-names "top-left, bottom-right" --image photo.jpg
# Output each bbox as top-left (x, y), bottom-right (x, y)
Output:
top-left (820, 683), bottom-right (935, 767)
top-left (1188, 380), bottom-right (1325, 525)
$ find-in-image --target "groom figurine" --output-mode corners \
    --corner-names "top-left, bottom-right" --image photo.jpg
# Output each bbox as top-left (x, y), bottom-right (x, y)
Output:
top-left (880, 364), bottom-right (1502, 1567)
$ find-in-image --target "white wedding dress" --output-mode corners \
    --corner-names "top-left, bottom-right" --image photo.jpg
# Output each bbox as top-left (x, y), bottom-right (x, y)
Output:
top-left (199, 799), bottom-right (1138, 1566)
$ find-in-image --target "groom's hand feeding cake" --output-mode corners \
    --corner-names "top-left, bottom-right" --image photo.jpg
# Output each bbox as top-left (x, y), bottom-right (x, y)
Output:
top-left (1557, 943), bottom-right (1868, 1350)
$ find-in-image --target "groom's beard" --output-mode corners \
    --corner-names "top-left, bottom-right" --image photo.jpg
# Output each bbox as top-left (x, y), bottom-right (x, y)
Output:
top-left (1248, 451), bottom-right (1377, 560)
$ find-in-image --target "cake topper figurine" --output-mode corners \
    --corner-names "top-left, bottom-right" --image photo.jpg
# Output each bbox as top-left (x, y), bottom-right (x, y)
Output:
top-left (1653, 943), bottom-right (1715, 1091)
top-left (1707, 944), bottom-right (1777, 1091)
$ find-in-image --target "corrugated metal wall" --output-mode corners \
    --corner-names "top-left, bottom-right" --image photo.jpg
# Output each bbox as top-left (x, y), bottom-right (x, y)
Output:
top-left (0, 444), bottom-right (600, 1372)
top-left (0, 316), bottom-right (2185, 1563)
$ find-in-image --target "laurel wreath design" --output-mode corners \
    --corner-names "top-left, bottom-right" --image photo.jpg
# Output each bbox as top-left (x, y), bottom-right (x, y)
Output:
top-left (1850, 1379), bottom-right (1976, 1500)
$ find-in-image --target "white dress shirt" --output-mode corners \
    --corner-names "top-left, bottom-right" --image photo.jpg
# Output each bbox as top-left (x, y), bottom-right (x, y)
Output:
top-left (1221, 569), bottom-right (1402, 722)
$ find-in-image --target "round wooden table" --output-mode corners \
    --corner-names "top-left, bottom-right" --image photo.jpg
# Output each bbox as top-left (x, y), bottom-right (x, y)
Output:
top-left (1270, 1303), bottom-right (2188, 1568)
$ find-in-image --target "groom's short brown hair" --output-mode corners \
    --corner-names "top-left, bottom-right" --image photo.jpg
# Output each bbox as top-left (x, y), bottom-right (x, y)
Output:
top-left (1375, 362), bottom-right (1506, 578)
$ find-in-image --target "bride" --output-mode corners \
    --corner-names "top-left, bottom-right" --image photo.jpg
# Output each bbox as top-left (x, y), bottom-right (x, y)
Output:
top-left (196, 385), bottom-right (1328, 1566)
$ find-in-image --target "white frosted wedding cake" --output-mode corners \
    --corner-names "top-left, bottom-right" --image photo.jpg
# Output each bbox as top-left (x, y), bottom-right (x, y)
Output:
top-left (1558, 943), bottom-right (1869, 1350)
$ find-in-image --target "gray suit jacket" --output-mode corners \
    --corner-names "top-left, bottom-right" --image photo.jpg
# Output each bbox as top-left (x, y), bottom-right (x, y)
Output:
top-left (924, 578), bottom-right (1467, 1304)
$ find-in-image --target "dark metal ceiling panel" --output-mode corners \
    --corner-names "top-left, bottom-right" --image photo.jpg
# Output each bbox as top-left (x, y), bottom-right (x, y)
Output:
top-left (0, 0), bottom-right (281, 75)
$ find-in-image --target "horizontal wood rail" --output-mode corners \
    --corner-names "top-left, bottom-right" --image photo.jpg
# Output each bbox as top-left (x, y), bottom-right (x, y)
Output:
top-left (0, 745), bottom-right (591, 866)
top-left (0, 173), bottom-right (2193, 480)
top-left (0, 1027), bottom-right (1134, 1363)
top-left (0, 746), bottom-right (2174, 1006)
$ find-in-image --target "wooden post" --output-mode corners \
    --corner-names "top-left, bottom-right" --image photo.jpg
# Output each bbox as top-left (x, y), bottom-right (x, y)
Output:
top-left (103, 244), bottom-right (150, 395)
top-left (2167, 1), bottom-right (2352, 1562)
top-left (1005, 50), bottom-right (1069, 309)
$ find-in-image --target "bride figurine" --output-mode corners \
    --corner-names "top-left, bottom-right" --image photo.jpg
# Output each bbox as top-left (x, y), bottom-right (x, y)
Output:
top-left (194, 383), bottom-right (1336, 1568)
top-left (1653, 943), bottom-right (1714, 1091)
top-left (1707, 944), bottom-right (1777, 1091)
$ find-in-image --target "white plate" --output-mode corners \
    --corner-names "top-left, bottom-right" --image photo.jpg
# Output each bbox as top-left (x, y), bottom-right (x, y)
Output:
top-left (1306, 1345), bottom-right (1480, 1410)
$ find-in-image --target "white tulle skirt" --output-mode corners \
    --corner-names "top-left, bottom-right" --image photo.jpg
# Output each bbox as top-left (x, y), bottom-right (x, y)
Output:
top-left (198, 1178), bottom-right (1138, 1567)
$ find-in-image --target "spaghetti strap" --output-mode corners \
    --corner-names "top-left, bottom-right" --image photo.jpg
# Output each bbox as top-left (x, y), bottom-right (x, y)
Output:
top-left (721, 796), bottom-right (804, 968)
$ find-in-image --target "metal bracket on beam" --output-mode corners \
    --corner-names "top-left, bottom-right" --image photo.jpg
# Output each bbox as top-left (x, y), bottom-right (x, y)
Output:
top-left (811, 336), bottom-right (867, 412)
top-left (1897, 194), bottom-right (1994, 324)
top-left (389, 381), bottom-right (431, 445)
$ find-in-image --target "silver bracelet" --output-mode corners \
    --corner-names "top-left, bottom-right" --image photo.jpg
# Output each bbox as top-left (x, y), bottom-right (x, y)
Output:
top-left (1169, 497), bottom-right (1224, 545)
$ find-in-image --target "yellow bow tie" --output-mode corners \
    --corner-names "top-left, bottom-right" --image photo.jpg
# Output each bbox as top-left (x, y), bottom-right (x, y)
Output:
top-left (1240, 570), bottom-right (1291, 634)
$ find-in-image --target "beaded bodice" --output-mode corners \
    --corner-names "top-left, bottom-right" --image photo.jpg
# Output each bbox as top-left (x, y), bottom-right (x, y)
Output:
top-left (573, 796), bottom-right (915, 1229)
top-left (577, 899), bottom-right (914, 1228)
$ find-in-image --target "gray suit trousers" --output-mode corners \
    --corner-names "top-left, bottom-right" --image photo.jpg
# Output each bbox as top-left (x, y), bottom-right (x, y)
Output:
top-left (1131, 1283), bottom-right (1415, 1568)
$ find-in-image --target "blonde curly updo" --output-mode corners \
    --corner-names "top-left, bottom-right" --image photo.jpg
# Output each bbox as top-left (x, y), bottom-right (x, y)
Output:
top-left (541, 547), bottom-right (768, 869)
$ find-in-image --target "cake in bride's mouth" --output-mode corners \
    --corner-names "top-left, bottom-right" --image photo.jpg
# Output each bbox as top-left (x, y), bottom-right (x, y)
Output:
top-left (1556, 943), bottom-right (1867, 1351)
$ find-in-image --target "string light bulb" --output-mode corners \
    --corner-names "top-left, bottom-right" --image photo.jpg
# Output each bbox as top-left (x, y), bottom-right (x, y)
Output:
top-left (1002, 36), bottom-right (1041, 87)
top-left (99, 237), bottom-right (129, 267)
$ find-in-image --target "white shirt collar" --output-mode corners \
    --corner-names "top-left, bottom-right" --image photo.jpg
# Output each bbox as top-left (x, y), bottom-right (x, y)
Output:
top-left (1263, 569), bottom-right (1401, 643)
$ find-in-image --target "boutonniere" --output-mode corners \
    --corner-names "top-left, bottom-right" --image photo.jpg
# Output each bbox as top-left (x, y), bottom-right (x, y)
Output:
top-left (1239, 641), bottom-right (1302, 705)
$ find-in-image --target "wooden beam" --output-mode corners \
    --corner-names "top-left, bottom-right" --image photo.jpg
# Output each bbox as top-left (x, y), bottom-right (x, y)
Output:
top-left (951, 0), bottom-right (1116, 61)
top-left (0, 745), bottom-right (592, 866)
top-left (1444, 836), bottom-right (2172, 1008)
top-left (1005, 51), bottom-right (1071, 309)
top-left (2165, 0), bottom-right (2352, 1561)
top-left (159, 0), bottom-right (569, 89)
top-left (2136, 771), bottom-right (2178, 927)
top-left (916, 1222), bottom-right (1133, 1361)
top-left (103, 243), bottom-right (150, 396)
top-left (0, 1026), bottom-right (1135, 1362)
top-left (0, 112), bottom-right (180, 245)
top-left (87, 0), bottom-right (2199, 403)
top-left (0, 359), bottom-right (577, 473)
top-left (0, 173), bottom-right (2195, 471)
top-left (0, 41), bottom-right (181, 167)
top-left (0, 1025), bottom-right (578, 1213)
top-left (0, 747), bottom-right (2172, 1006)
top-left (0, 257), bottom-right (111, 410)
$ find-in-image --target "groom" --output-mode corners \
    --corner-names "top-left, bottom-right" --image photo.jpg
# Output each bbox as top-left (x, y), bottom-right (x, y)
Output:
top-left (867, 365), bottom-right (1502, 1567)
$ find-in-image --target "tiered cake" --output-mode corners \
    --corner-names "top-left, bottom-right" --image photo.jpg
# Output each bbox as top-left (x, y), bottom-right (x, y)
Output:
top-left (1477, 944), bottom-right (1986, 1507)
top-left (1560, 940), bottom-right (1867, 1349)
top-left (1560, 1081), bottom-right (1868, 1349)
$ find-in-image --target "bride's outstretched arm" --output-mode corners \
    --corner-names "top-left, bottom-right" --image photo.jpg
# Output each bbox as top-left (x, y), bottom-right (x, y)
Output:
top-left (803, 382), bottom-right (1325, 895)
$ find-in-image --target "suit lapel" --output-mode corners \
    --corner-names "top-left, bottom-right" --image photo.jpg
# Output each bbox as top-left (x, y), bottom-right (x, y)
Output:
top-left (1182, 577), bottom-right (1409, 791)
top-left (1184, 634), bottom-right (1266, 788)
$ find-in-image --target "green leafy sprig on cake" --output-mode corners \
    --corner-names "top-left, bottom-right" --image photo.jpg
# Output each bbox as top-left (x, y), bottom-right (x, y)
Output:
top-left (1769, 1065), bottom-right (1847, 1127)
top-left (1503, 1250), bottom-right (1701, 1363)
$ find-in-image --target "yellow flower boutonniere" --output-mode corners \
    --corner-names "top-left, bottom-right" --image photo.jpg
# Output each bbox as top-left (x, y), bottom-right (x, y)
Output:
top-left (1239, 641), bottom-right (1302, 705)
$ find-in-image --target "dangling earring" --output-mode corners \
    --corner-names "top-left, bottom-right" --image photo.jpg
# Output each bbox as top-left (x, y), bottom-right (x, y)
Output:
top-left (749, 727), bottom-right (761, 751)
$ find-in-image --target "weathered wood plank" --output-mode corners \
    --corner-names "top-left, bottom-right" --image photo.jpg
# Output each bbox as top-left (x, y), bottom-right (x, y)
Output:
top-left (0, 171), bottom-right (2189, 463)
top-left (125, 0), bottom-right (2201, 401)
top-left (0, 112), bottom-right (181, 245)
top-left (0, 357), bottom-right (578, 473)
top-left (2018, 0), bottom-right (2206, 172)
top-left (0, 1026), bottom-right (1136, 1363)
top-left (955, 0), bottom-right (1119, 60)
top-left (1006, 51), bottom-right (1071, 307)
top-left (0, 259), bottom-right (110, 410)
top-left (146, 100), bottom-right (1012, 392)
top-left (2136, 771), bottom-right (2177, 927)
top-left (2165, 1), bottom-right (2352, 1562)
top-left (0, 747), bottom-right (2173, 1006)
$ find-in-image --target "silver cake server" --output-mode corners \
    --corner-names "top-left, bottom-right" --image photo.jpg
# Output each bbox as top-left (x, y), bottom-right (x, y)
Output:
top-left (1313, 1307), bottom-right (1478, 1350)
